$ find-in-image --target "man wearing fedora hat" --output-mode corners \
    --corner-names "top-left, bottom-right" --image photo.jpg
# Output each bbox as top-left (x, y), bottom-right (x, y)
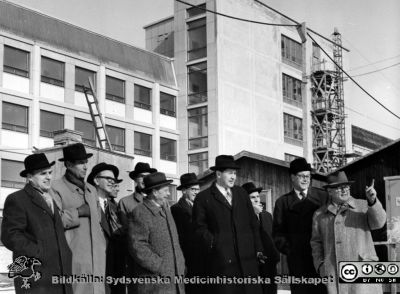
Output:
top-left (171, 173), bottom-right (202, 294)
top-left (311, 171), bottom-right (386, 294)
top-left (128, 172), bottom-right (185, 294)
top-left (87, 163), bottom-right (124, 294)
top-left (118, 162), bottom-right (157, 230)
top-left (192, 155), bottom-right (264, 294)
top-left (1, 153), bottom-right (72, 294)
top-left (242, 182), bottom-right (279, 294)
top-left (51, 143), bottom-right (107, 294)
top-left (272, 157), bottom-right (327, 294)
top-left (117, 162), bottom-right (157, 293)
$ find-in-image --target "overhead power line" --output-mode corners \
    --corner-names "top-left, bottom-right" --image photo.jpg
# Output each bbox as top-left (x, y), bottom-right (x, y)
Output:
top-left (176, 0), bottom-right (298, 27)
top-left (352, 61), bottom-right (400, 77)
top-left (310, 32), bottom-right (400, 120)
top-left (307, 31), bottom-right (400, 120)
top-left (348, 54), bottom-right (400, 72)
top-left (253, 0), bottom-right (349, 52)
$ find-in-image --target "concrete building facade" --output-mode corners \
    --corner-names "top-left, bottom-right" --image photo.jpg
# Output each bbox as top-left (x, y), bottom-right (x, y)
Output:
top-left (0, 0), bottom-right (182, 219)
top-left (145, 0), bottom-right (343, 175)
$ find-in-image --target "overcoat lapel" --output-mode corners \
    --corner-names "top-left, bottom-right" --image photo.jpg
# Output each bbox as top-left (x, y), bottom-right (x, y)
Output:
top-left (177, 197), bottom-right (192, 216)
top-left (287, 190), bottom-right (302, 212)
top-left (25, 184), bottom-right (54, 217)
top-left (143, 199), bottom-right (166, 218)
top-left (211, 184), bottom-right (232, 210)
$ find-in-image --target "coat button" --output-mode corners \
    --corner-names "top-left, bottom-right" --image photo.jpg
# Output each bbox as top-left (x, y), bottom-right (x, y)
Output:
top-left (228, 259), bottom-right (232, 263)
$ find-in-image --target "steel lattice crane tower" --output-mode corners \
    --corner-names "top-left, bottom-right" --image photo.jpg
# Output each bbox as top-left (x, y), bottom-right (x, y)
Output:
top-left (311, 28), bottom-right (346, 173)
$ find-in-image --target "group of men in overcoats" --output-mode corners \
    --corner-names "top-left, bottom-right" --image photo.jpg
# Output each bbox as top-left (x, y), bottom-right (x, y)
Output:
top-left (1, 143), bottom-right (387, 294)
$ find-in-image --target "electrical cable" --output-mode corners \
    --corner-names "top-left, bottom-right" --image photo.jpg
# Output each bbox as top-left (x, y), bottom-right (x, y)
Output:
top-left (348, 54), bottom-right (400, 72)
top-left (351, 62), bottom-right (400, 77)
top-left (307, 31), bottom-right (400, 120)
top-left (176, 0), bottom-right (298, 27)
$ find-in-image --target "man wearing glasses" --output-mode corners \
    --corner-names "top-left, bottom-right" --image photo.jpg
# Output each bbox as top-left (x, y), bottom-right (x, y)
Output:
top-left (87, 163), bottom-right (124, 294)
top-left (311, 171), bottom-right (386, 294)
top-left (272, 157), bottom-right (327, 294)
top-left (171, 173), bottom-right (201, 294)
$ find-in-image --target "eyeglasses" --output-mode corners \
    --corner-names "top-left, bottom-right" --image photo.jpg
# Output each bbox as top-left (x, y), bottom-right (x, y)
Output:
top-left (296, 174), bottom-right (311, 180)
top-left (333, 186), bottom-right (350, 192)
top-left (189, 187), bottom-right (200, 192)
top-left (96, 176), bottom-right (116, 184)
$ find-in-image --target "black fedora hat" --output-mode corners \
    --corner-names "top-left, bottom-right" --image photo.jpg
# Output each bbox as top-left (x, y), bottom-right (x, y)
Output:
top-left (129, 162), bottom-right (157, 180)
top-left (143, 172), bottom-right (173, 193)
top-left (20, 153), bottom-right (55, 177)
top-left (289, 157), bottom-right (312, 175)
top-left (210, 155), bottom-right (240, 171)
top-left (323, 171), bottom-right (354, 189)
top-left (177, 173), bottom-right (202, 190)
top-left (87, 162), bottom-right (122, 186)
top-left (242, 182), bottom-right (263, 194)
top-left (59, 143), bottom-right (93, 162)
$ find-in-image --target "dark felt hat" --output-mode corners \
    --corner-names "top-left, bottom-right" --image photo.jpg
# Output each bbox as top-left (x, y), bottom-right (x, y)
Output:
top-left (210, 155), bottom-right (240, 171)
top-left (177, 173), bottom-right (202, 190)
top-left (129, 162), bottom-right (157, 180)
top-left (289, 157), bottom-right (312, 175)
top-left (323, 171), bottom-right (354, 188)
top-left (20, 153), bottom-right (55, 177)
top-left (58, 143), bottom-right (93, 162)
top-left (143, 172), bottom-right (173, 193)
top-left (241, 182), bottom-right (263, 194)
top-left (87, 162), bottom-right (122, 186)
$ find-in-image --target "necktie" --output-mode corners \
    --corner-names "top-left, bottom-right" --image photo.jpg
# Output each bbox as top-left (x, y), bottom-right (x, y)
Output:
top-left (338, 203), bottom-right (349, 213)
top-left (226, 189), bottom-right (232, 205)
top-left (42, 192), bottom-right (54, 214)
top-left (300, 191), bottom-right (306, 200)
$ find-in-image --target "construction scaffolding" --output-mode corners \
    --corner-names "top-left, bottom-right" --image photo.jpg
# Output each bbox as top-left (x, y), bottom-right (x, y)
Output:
top-left (311, 28), bottom-right (346, 174)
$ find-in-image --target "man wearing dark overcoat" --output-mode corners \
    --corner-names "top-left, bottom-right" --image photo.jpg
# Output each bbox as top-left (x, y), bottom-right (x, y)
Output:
top-left (50, 143), bottom-right (106, 294)
top-left (171, 173), bottom-right (201, 294)
top-left (117, 162), bottom-right (157, 293)
top-left (242, 182), bottom-right (279, 294)
top-left (1, 153), bottom-right (72, 294)
top-left (128, 172), bottom-right (185, 294)
top-left (87, 163), bottom-right (124, 294)
top-left (272, 157), bottom-right (327, 294)
top-left (192, 155), bottom-right (264, 294)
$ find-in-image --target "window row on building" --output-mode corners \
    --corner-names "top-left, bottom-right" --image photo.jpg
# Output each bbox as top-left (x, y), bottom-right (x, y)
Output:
top-left (186, 4), bottom-right (208, 175)
top-left (282, 73), bottom-right (302, 107)
top-left (281, 35), bottom-right (302, 69)
top-left (3, 46), bottom-right (177, 117)
top-left (1, 102), bottom-right (177, 161)
top-left (283, 113), bottom-right (303, 146)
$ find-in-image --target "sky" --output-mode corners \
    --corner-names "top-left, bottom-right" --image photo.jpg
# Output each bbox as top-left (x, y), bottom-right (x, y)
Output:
top-left (6, 0), bottom-right (400, 139)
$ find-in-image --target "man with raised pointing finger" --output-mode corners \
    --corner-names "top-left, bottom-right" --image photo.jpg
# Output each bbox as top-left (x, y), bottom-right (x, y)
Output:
top-left (311, 171), bottom-right (386, 294)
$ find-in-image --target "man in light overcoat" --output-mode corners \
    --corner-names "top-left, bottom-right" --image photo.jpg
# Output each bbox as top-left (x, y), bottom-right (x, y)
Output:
top-left (117, 162), bottom-right (157, 293)
top-left (128, 172), bottom-right (185, 294)
top-left (51, 143), bottom-right (107, 294)
top-left (311, 171), bottom-right (386, 294)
